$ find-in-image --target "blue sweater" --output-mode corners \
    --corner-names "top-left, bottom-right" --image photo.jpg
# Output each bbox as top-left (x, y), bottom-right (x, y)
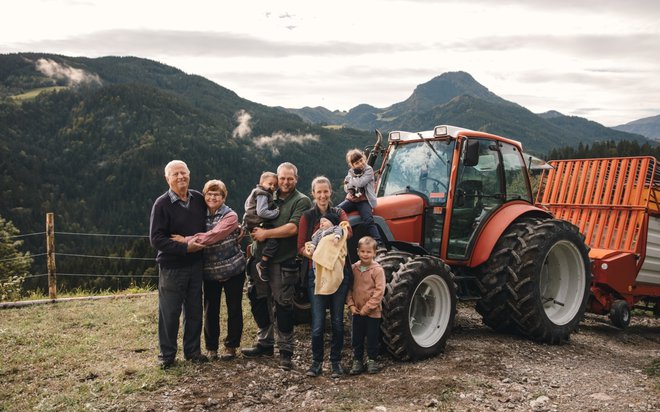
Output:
top-left (149, 189), bottom-right (207, 268)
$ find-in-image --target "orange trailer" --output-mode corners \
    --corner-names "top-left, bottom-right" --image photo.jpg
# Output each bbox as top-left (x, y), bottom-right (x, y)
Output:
top-left (536, 156), bottom-right (660, 327)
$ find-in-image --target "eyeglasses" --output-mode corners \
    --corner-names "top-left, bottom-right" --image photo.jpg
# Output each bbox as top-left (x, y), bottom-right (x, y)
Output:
top-left (205, 192), bottom-right (223, 198)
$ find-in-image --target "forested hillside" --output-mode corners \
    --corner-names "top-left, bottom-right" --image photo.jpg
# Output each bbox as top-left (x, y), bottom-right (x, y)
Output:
top-left (614, 114), bottom-right (660, 140)
top-left (0, 53), bottom-right (374, 291)
top-left (547, 139), bottom-right (660, 160)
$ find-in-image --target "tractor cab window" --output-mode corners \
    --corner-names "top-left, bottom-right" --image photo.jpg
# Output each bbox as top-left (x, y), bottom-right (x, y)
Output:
top-left (448, 138), bottom-right (504, 259)
top-left (378, 139), bottom-right (454, 203)
top-left (500, 143), bottom-right (533, 203)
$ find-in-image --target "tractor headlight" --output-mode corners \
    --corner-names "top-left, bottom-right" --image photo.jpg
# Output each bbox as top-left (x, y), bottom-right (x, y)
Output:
top-left (434, 125), bottom-right (448, 137)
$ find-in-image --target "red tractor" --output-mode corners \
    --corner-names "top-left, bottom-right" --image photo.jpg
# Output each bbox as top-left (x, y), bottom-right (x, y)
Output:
top-left (347, 125), bottom-right (592, 361)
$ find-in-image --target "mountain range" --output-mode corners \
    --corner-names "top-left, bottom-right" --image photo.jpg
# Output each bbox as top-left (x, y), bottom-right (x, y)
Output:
top-left (613, 114), bottom-right (660, 140)
top-left (283, 71), bottom-right (654, 153)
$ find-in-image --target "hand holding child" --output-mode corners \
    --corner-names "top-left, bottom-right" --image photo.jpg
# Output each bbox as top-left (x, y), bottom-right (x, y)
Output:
top-left (305, 242), bottom-right (316, 257)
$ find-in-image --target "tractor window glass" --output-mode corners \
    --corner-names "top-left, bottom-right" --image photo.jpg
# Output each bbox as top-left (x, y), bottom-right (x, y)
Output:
top-left (501, 143), bottom-right (532, 203)
top-left (378, 139), bottom-right (454, 203)
top-left (448, 138), bottom-right (504, 259)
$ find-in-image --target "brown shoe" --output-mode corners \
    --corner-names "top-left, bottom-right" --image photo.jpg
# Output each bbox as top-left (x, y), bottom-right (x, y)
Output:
top-left (220, 347), bottom-right (237, 360)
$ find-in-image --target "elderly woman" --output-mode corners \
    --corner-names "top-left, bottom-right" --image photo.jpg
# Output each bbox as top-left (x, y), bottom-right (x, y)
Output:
top-left (174, 179), bottom-right (245, 360)
top-left (297, 176), bottom-right (352, 379)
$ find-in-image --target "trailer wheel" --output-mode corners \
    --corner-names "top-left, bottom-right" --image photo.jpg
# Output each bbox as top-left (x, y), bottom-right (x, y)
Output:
top-left (381, 256), bottom-right (456, 361)
top-left (508, 218), bottom-right (591, 343)
top-left (609, 300), bottom-right (631, 329)
top-left (475, 218), bottom-right (537, 333)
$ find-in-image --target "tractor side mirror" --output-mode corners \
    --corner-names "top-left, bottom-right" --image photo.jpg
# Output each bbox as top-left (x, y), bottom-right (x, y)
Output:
top-left (464, 139), bottom-right (479, 167)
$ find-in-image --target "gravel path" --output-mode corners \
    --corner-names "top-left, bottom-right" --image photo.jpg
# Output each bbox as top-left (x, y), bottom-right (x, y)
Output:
top-left (138, 305), bottom-right (660, 411)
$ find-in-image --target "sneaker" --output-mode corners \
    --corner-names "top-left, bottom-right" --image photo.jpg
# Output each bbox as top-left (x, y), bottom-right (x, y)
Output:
top-left (306, 361), bottom-right (322, 377)
top-left (349, 359), bottom-right (364, 375)
top-left (279, 351), bottom-right (294, 371)
top-left (186, 353), bottom-right (210, 364)
top-left (207, 350), bottom-right (219, 361)
top-left (241, 344), bottom-right (274, 357)
top-left (256, 261), bottom-right (270, 282)
top-left (220, 347), bottom-right (236, 360)
top-left (331, 362), bottom-right (344, 379)
top-left (367, 359), bottom-right (381, 374)
top-left (160, 358), bottom-right (176, 370)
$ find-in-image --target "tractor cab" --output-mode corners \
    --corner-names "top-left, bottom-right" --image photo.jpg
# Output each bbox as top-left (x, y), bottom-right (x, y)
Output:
top-left (372, 125), bottom-right (534, 263)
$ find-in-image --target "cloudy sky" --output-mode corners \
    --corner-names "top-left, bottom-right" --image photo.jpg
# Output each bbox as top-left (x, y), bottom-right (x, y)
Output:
top-left (2, 0), bottom-right (659, 127)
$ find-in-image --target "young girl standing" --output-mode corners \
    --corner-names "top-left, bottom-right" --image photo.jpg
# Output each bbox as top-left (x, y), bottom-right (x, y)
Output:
top-left (347, 236), bottom-right (385, 374)
top-left (337, 149), bottom-right (382, 245)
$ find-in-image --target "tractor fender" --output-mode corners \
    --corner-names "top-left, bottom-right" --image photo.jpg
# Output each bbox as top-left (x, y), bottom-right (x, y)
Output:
top-left (347, 214), bottom-right (395, 242)
top-left (468, 202), bottom-right (551, 267)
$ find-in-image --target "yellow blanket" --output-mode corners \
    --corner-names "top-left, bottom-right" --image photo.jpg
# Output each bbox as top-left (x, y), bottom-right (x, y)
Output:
top-left (310, 221), bottom-right (349, 295)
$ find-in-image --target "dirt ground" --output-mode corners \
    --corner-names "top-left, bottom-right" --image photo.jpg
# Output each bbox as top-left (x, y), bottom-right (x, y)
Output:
top-left (137, 305), bottom-right (659, 412)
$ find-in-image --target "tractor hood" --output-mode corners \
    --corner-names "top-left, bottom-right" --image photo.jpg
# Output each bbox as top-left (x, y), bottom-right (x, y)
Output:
top-left (373, 194), bottom-right (425, 219)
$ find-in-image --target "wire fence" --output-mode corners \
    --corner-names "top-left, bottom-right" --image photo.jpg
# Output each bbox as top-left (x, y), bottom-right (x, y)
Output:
top-left (5, 226), bottom-right (160, 297)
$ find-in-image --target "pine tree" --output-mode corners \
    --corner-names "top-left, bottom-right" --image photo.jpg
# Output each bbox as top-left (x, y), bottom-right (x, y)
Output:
top-left (0, 215), bottom-right (33, 301)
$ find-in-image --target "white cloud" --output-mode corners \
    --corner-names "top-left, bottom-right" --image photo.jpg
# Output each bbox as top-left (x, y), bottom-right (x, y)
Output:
top-left (231, 108), bottom-right (319, 154)
top-left (35, 58), bottom-right (102, 86)
top-left (232, 109), bottom-right (252, 138)
top-left (253, 132), bottom-right (320, 156)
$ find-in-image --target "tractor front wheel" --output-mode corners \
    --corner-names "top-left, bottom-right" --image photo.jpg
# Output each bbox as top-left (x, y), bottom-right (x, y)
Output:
top-left (507, 218), bottom-right (591, 343)
top-left (381, 255), bottom-right (456, 361)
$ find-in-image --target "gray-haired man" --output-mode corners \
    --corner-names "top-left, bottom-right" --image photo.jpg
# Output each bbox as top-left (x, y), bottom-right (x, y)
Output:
top-left (149, 160), bottom-right (208, 369)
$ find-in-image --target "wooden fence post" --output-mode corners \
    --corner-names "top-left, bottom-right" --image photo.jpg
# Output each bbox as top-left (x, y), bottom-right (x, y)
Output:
top-left (46, 213), bottom-right (56, 299)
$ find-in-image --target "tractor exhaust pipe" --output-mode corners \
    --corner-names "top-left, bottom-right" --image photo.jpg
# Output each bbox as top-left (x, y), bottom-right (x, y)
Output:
top-left (367, 129), bottom-right (383, 167)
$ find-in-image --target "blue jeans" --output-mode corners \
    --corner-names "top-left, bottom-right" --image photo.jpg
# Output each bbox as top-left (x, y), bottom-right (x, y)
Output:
top-left (337, 200), bottom-right (381, 243)
top-left (351, 314), bottom-right (380, 361)
top-left (308, 266), bottom-right (349, 363)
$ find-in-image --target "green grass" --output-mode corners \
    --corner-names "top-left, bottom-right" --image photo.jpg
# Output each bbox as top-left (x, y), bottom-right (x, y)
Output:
top-left (0, 293), bottom-right (258, 411)
top-left (10, 86), bottom-right (68, 102)
top-left (643, 358), bottom-right (660, 391)
top-left (22, 285), bottom-right (155, 301)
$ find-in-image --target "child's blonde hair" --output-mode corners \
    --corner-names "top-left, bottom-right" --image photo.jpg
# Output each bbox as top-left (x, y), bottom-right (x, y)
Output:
top-left (260, 171), bottom-right (278, 184)
top-left (346, 148), bottom-right (366, 166)
top-left (357, 236), bottom-right (378, 251)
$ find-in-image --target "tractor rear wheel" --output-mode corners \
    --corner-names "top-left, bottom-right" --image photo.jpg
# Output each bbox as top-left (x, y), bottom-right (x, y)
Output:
top-left (475, 218), bottom-right (537, 333)
top-left (381, 255), bottom-right (456, 361)
top-left (507, 218), bottom-right (591, 343)
top-left (376, 251), bottom-right (414, 284)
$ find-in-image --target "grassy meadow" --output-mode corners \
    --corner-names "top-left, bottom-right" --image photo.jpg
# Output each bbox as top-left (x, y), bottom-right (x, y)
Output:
top-left (0, 293), bottom-right (257, 411)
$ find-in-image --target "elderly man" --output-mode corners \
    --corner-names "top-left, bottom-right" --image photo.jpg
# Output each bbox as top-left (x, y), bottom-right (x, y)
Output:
top-left (242, 162), bottom-right (312, 370)
top-left (149, 160), bottom-right (208, 369)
